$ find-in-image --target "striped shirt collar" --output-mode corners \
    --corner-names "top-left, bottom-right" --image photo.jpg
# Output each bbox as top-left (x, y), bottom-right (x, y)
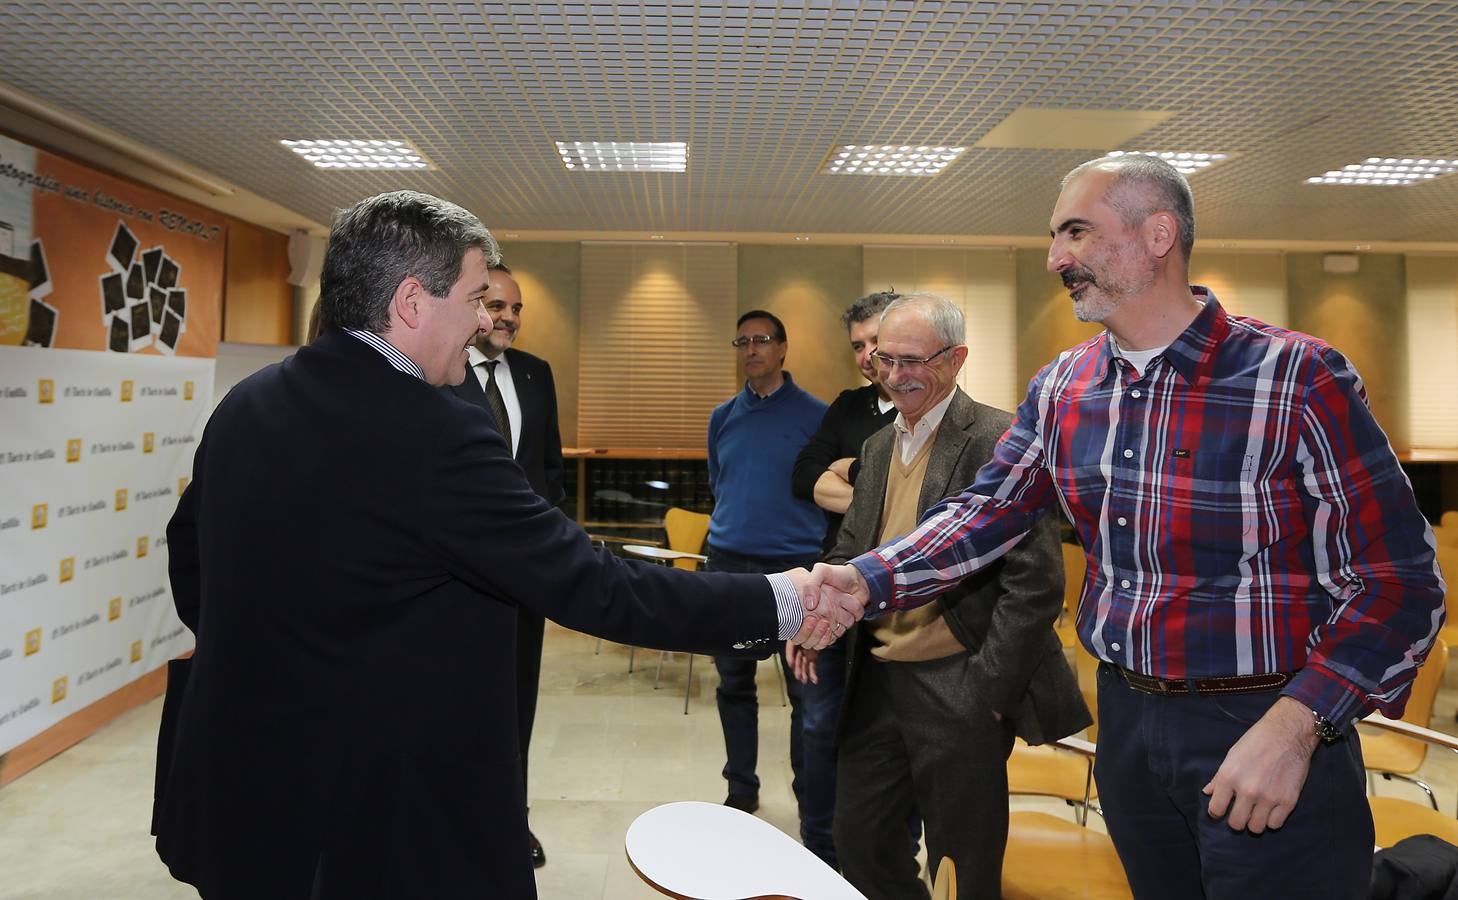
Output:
top-left (344, 328), bottom-right (426, 381)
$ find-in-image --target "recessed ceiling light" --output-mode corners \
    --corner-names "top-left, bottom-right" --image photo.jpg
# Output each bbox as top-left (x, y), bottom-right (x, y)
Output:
top-left (280, 139), bottom-right (434, 170)
top-left (1305, 157), bottom-right (1458, 186)
top-left (557, 141), bottom-right (688, 173)
top-left (822, 144), bottom-right (966, 177)
top-left (1107, 150), bottom-right (1231, 175)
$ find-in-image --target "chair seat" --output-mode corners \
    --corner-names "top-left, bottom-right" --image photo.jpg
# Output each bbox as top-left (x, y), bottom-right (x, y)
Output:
top-left (1358, 727), bottom-right (1428, 774)
top-left (1003, 812), bottom-right (1131, 900)
top-left (1371, 796), bottom-right (1458, 848)
top-left (1008, 739), bottom-right (1098, 802)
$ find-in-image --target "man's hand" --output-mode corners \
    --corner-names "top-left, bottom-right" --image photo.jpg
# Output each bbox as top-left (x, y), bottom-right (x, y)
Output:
top-left (1203, 696), bottom-right (1320, 833)
top-left (803, 562), bottom-right (870, 619)
top-left (785, 641), bottom-right (821, 685)
top-left (782, 567), bottom-right (839, 650)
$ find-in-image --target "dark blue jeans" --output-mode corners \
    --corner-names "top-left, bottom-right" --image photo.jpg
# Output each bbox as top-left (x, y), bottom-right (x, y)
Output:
top-left (708, 547), bottom-right (836, 857)
top-left (1094, 663), bottom-right (1373, 900)
top-left (799, 638), bottom-right (846, 866)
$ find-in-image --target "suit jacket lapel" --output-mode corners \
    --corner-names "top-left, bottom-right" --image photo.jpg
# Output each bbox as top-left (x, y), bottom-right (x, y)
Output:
top-left (917, 389), bottom-right (976, 513)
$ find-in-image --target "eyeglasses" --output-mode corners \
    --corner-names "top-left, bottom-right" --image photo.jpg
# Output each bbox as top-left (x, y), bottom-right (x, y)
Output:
top-left (872, 345), bottom-right (956, 371)
top-left (730, 335), bottom-right (779, 348)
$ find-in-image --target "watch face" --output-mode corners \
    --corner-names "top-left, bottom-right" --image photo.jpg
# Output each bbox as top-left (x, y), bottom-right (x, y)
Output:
top-left (1314, 715), bottom-right (1342, 745)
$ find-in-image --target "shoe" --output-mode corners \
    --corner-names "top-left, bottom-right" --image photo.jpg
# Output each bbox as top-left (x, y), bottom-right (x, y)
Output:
top-left (529, 830), bottom-right (546, 869)
top-left (723, 792), bottom-right (760, 814)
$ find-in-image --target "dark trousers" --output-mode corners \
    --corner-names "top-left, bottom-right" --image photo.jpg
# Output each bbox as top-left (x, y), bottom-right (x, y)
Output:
top-left (800, 638), bottom-right (846, 866)
top-left (1095, 663), bottom-right (1374, 900)
top-left (706, 546), bottom-right (812, 809)
top-left (515, 606), bottom-right (545, 808)
top-left (835, 654), bottom-right (1015, 900)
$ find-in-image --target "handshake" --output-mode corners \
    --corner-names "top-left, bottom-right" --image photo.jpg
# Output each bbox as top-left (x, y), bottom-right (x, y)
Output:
top-left (784, 562), bottom-right (871, 651)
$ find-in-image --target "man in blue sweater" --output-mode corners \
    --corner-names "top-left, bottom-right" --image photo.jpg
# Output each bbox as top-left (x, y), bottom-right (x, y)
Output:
top-left (707, 310), bottom-right (828, 823)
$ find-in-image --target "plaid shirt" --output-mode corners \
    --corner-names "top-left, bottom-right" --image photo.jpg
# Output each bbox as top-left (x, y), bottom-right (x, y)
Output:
top-left (852, 288), bottom-right (1445, 729)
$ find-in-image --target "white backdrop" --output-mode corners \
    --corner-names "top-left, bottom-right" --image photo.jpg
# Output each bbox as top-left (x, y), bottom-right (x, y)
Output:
top-left (0, 345), bottom-right (212, 753)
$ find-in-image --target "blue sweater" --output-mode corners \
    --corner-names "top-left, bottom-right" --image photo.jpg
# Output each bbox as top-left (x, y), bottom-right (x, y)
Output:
top-left (706, 372), bottom-right (828, 561)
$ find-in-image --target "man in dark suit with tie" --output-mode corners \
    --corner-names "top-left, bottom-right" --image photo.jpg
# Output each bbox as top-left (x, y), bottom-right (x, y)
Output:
top-left (152, 190), bottom-right (854, 900)
top-left (447, 262), bottom-right (563, 868)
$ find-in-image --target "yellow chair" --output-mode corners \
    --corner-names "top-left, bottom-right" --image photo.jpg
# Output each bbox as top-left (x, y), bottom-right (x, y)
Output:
top-left (932, 855), bottom-right (957, 900)
top-left (1008, 641), bottom-right (1102, 822)
top-left (1436, 545), bottom-right (1458, 653)
top-left (1358, 638), bottom-right (1449, 809)
top-left (1056, 542), bottom-right (1085, 650)
top-left (1364, 714), bottom-right (1458, 847)
top-left (1003, 737), bottom-right (1132, 900)
top-left (652, 508), bottom-right (717, 713)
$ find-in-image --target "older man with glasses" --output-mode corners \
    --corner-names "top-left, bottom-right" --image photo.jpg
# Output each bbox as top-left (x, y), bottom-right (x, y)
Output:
top-left (791, 293), bottom-right (1085, 898)
top-left (705, 309), bottom-right (829, 826)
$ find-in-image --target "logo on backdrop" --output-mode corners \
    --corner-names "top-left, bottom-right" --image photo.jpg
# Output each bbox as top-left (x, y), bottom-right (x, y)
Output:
top-left (183, 380), bottom-right (194, 401)
top-left (31, 503), bottom-right (46, 529)
top-left (66, 438), bottom-right (81, 462)
top-left (130, 640), bottom-right (142, 663)
top-left (136, 536), bottom-right (148, 559)
top-left (51, 676), bottom-right (66, 704)
top-left (24, 628), bottom-right (41, 656)
top-left (142, 432), bottom-right (154, 453)
top-left (59, 557), bottom-right (74, 583)
top-left (120, 379), bottom-right (134, 402)
top-left (114, 489), bottom-right (127, 512)
top-left (178, 476), bottom-right (189, 495)
top-left (108, 597), bottom-right (121, 621)
top-left (37, 378), bottom-right (54, 404)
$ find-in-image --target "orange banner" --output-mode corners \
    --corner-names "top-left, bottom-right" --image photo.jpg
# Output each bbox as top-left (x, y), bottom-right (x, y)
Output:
top-left (0, 133), bottom-right (224, 357)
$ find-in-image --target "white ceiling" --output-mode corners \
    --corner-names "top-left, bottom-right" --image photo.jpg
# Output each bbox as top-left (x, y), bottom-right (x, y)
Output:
top-left (2, 0), bottom-right (1457, 244)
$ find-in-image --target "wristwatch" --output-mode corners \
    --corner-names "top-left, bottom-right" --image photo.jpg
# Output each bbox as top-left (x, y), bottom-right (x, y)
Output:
top-left (1312, 709), bottom-right (1342, 745)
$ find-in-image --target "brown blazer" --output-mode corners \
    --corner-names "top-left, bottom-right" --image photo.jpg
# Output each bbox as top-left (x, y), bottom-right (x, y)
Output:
top-left (828, 388), bottom-right (1091, 745)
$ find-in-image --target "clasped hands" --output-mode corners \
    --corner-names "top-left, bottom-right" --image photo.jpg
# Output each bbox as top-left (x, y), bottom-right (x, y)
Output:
top-left (783, 562), bottom-right (871, 652)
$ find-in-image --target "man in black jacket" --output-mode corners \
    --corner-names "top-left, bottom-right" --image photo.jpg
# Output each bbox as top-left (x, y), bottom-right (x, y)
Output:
top-left (786, 289), bottom-right (899, 867)
top-left (446, 262), bottom-right (562, 869)
top-left (153, 190), bottom-right (848, 900)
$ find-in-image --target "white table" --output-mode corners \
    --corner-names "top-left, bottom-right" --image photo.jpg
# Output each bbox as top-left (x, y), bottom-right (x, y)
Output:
top-left (623, 544), bottom-right (708, 564)
top-left (626, 801), bottom-right (867, 899)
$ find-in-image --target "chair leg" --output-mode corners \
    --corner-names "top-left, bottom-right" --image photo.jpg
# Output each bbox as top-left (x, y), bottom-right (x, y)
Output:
top-left (628, 645), bottom-right (636, 674)
top-left (594, 637), bottom-right (602, 655)
top-left (1380, 771), bottom-right (1440, 811)
top-left (654, 651), bottom-right (667, 689)
top-left (684, 655), bottom-right (694, 715)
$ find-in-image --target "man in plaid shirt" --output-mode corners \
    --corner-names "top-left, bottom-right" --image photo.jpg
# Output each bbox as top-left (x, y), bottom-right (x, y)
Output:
top-left (805, 154), bottom-right (1445, 898)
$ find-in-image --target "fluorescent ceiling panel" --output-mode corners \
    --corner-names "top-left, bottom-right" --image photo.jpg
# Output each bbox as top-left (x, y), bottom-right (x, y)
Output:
top-left (1306, 157), bottom-right (1458, 186)
top-left (281, 139), bottom-right (433, 170)
top-left (1107, 150), bottom-right (1232, 175)
top-left (557, 141), bottom-right (688, 172)
top-left (822, 145), bottom-right (966, 176)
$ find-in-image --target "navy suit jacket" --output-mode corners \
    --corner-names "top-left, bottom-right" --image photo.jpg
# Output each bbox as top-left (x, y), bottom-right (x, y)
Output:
top-left (153, 328), bottom-right (778, 899)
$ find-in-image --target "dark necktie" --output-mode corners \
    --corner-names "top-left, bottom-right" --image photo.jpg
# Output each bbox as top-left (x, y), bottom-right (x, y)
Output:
top-left (483, 359), bottom-right (513, 453)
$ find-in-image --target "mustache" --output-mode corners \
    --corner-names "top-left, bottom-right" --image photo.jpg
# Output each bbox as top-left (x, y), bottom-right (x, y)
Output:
top-left (887, 377), bottom-right (926, 393)
top-left (1062, 266), bottom-right (1097, 289)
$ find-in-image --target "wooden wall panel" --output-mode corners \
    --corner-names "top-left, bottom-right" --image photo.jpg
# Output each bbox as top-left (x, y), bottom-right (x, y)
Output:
top-left (222, 219), bottom-right (292, 345)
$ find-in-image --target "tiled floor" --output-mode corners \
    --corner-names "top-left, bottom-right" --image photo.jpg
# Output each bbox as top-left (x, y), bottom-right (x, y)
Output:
top-left (3, 623), bottom-right (1458, 899)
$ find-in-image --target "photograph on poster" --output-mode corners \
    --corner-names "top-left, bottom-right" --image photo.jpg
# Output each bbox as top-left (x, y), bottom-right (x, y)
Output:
top-left (107, 220), bottom-right (136, 271)
top-left (23, 296), bottom-right (57, 346)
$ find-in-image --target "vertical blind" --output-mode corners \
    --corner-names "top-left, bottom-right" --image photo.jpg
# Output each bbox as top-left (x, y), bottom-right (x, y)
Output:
top-left (578, 242), bottom-right (738, 448)
top-left (1407, 255), bottom-right (1458, 449)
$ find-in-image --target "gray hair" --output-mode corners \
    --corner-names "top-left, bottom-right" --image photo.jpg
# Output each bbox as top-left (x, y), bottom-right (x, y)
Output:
top-left (1062, 154), bottom-right (1195, 259)
top-left (841, 290), bottom-right (899, 331)
top-left (319, 190), bottom-right (500, 333)
top-left (882, 292), bottom-right (965, 347)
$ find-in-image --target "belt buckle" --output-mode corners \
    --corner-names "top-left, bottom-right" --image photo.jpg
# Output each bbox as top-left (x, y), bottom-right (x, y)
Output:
top-left (1151, 678), bottom-right (1170, 694)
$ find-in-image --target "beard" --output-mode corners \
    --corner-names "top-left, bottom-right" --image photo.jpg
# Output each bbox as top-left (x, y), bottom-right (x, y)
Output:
top-left (1062, 256), bottom-right (1154, 323)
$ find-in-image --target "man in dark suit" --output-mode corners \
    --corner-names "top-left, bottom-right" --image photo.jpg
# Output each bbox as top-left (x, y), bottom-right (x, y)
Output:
top-left (153, 190), bottom-right (851, 900)
top-left (446, 262), bottom-right (562, 869)
top-left (793, 293), bottom-right (1089, 898)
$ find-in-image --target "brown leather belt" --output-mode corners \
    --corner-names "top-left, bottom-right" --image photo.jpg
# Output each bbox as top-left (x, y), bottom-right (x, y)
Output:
top-left (1107, 663), bottom-right (1294, 696)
